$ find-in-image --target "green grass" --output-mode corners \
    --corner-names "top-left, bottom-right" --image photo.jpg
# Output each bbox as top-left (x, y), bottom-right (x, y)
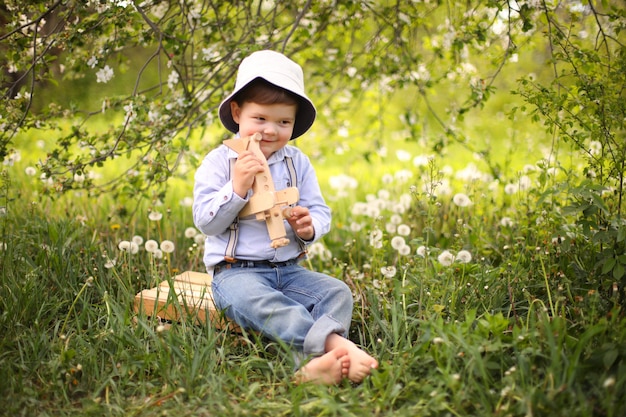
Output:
top-left (1, 133), bottom-right (625, 416)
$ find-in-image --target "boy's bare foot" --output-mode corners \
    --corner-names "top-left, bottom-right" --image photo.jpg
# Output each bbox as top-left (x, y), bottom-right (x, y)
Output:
top-left (326, 333), bottom-right (378, 383)
top-left (295, 347), bottom-right (350, 385)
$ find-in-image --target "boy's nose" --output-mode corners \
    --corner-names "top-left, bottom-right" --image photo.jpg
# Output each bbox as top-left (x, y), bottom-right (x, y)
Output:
top-left (263, 124), bottom-right (278, 136)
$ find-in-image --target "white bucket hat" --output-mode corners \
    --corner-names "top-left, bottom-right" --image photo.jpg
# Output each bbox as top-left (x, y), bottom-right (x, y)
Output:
top-left (218, 50), bottom-right (316, 140)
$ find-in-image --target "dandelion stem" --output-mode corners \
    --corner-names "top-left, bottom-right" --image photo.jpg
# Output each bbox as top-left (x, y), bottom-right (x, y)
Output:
top-left (401, 267), bottom-right (409, 342)
top-left (538, 254), bottom-right (555, 317)
top-left (59, 278), bottom-right (92, 338)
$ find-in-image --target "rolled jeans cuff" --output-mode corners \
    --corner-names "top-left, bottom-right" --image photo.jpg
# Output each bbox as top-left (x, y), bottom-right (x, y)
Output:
top-left (302, 314), bottom-right (347, 357)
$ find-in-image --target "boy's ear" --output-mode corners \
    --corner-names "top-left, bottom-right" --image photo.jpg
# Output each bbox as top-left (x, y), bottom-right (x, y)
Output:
top-left (230, 101), bottom-right (241, 124)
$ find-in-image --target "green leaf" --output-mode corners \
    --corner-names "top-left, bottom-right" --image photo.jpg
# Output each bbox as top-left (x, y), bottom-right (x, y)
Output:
top-left (601, 258), bottom-right (616, 275)
top-left (612, 262), bottom-right (625, 280)
top-left (603, 347), bottom-right (618, 369)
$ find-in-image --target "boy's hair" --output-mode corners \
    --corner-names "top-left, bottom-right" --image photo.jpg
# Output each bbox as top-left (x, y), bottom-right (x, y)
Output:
top-left (232, 78), bottom-right (300, 109)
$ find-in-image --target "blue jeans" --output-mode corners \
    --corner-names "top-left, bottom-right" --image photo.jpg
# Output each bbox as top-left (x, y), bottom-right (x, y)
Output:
top-left (211, 261), bottom-right (353, 360)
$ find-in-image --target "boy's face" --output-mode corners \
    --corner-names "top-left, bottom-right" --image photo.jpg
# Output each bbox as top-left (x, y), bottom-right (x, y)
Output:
top-left (231, 101), bottom-right (298, 160)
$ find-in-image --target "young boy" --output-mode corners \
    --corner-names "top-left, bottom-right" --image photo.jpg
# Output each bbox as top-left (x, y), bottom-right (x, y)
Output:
top-left (193, 50), bottom-right (377, 384)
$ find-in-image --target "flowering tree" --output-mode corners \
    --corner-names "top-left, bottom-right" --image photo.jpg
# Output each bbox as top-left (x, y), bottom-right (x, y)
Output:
top-left (0, 0), bottom-right (623, 207)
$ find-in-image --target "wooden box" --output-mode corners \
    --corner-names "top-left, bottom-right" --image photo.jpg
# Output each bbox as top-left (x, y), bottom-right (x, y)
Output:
top-left (133, 270), bottom-right (237, 330)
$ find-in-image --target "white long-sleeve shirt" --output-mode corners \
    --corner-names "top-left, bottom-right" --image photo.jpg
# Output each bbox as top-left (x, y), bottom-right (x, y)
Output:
top-left (193, 142), bottom-right (331, 268)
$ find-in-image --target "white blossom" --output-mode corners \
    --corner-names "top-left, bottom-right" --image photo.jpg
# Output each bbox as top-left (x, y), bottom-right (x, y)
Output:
top-left (167, 70), bottom-right (179, 89)
top-left (96, 65), bottom-right (114, 83)
top-left (589, 140), bottom-right (602, 156)
top-left (87, 56), bottom-right (98, 68)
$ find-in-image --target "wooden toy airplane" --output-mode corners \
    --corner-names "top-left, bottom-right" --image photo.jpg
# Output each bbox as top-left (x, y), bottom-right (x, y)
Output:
top-left (223, 132), bottom-right (299, 248)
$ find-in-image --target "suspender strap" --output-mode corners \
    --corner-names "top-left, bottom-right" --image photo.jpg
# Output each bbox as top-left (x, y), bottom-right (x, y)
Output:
top-left (284, 156), bottom-right (297, 187)
top-left (285, 156), bottom-right (307, 254)
top-left (224, 155), bottom-right (303, 262)
top-left (224, 158), bottom-right (239, 262)
top-left (224, 220), bottom-right (239, 263)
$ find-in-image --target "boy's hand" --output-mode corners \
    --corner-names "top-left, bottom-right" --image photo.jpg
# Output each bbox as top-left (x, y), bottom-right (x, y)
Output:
top-left (286, 206), bottom-right (315, 241)
top-left (233, 151), bottom-right (264, 198)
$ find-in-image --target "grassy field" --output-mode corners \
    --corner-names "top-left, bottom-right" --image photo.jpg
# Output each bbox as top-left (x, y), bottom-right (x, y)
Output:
top-left (1, 122), bottom-right (625, 416)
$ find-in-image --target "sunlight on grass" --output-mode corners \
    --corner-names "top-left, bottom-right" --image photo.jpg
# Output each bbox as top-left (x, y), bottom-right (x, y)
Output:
top-left (1, 123), bottom-right (624, 417)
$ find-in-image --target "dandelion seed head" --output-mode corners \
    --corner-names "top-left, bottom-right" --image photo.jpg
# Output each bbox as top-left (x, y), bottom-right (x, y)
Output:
top-left (397, 224), bottom-right (411, 236)
top-left (500, 217), bottom-right (514, 227)
top-left (519, 175), bottom-right (532, 191)
top-left (438, 250), bottom-right (455, 266)
top-left (398, 245), bottom-right (411, 256)
top-left (380, 266), bottom-right (397, 278)
top-left (308, 242), bottom-right (332, 261)
top-left (117, 240), bottom-right (130, 254)
top-left (180, 197), bottom-right (193, 207)
top-left (504, 183), bottom-right (518, 195)
top-left (160, 240), bottom-right (175, 253)
top-left (145, 239), bottom-right (159, 253)
top-left (193, 234), bottom-right (206, 245)
top-left (456, 250), bottom-right (472, 264)
top-left (184, 227), bottom-right (198, 238)
top-left (148, 211), bottom-right (163, 221)
top-left (603, 376), bottom-right (615, 389)
top-left (349, 222), bottom-right (362, 232)
top-left (389, 214), bottom-right (402, 225)
top-left (394, 169), bottom-right (413, 183)
top-left (391, 236), bottom-right (406, 250)
top-left (329, 174), bottom-right (358, 191)
top-left (130, 242), bottom-right (139, 254)
top-left (452, 193), bottom-right (472, 207)
top-left (396, 149), bottom-right (411, 162)
top-left (378, 189), bottom-right (391, 200)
